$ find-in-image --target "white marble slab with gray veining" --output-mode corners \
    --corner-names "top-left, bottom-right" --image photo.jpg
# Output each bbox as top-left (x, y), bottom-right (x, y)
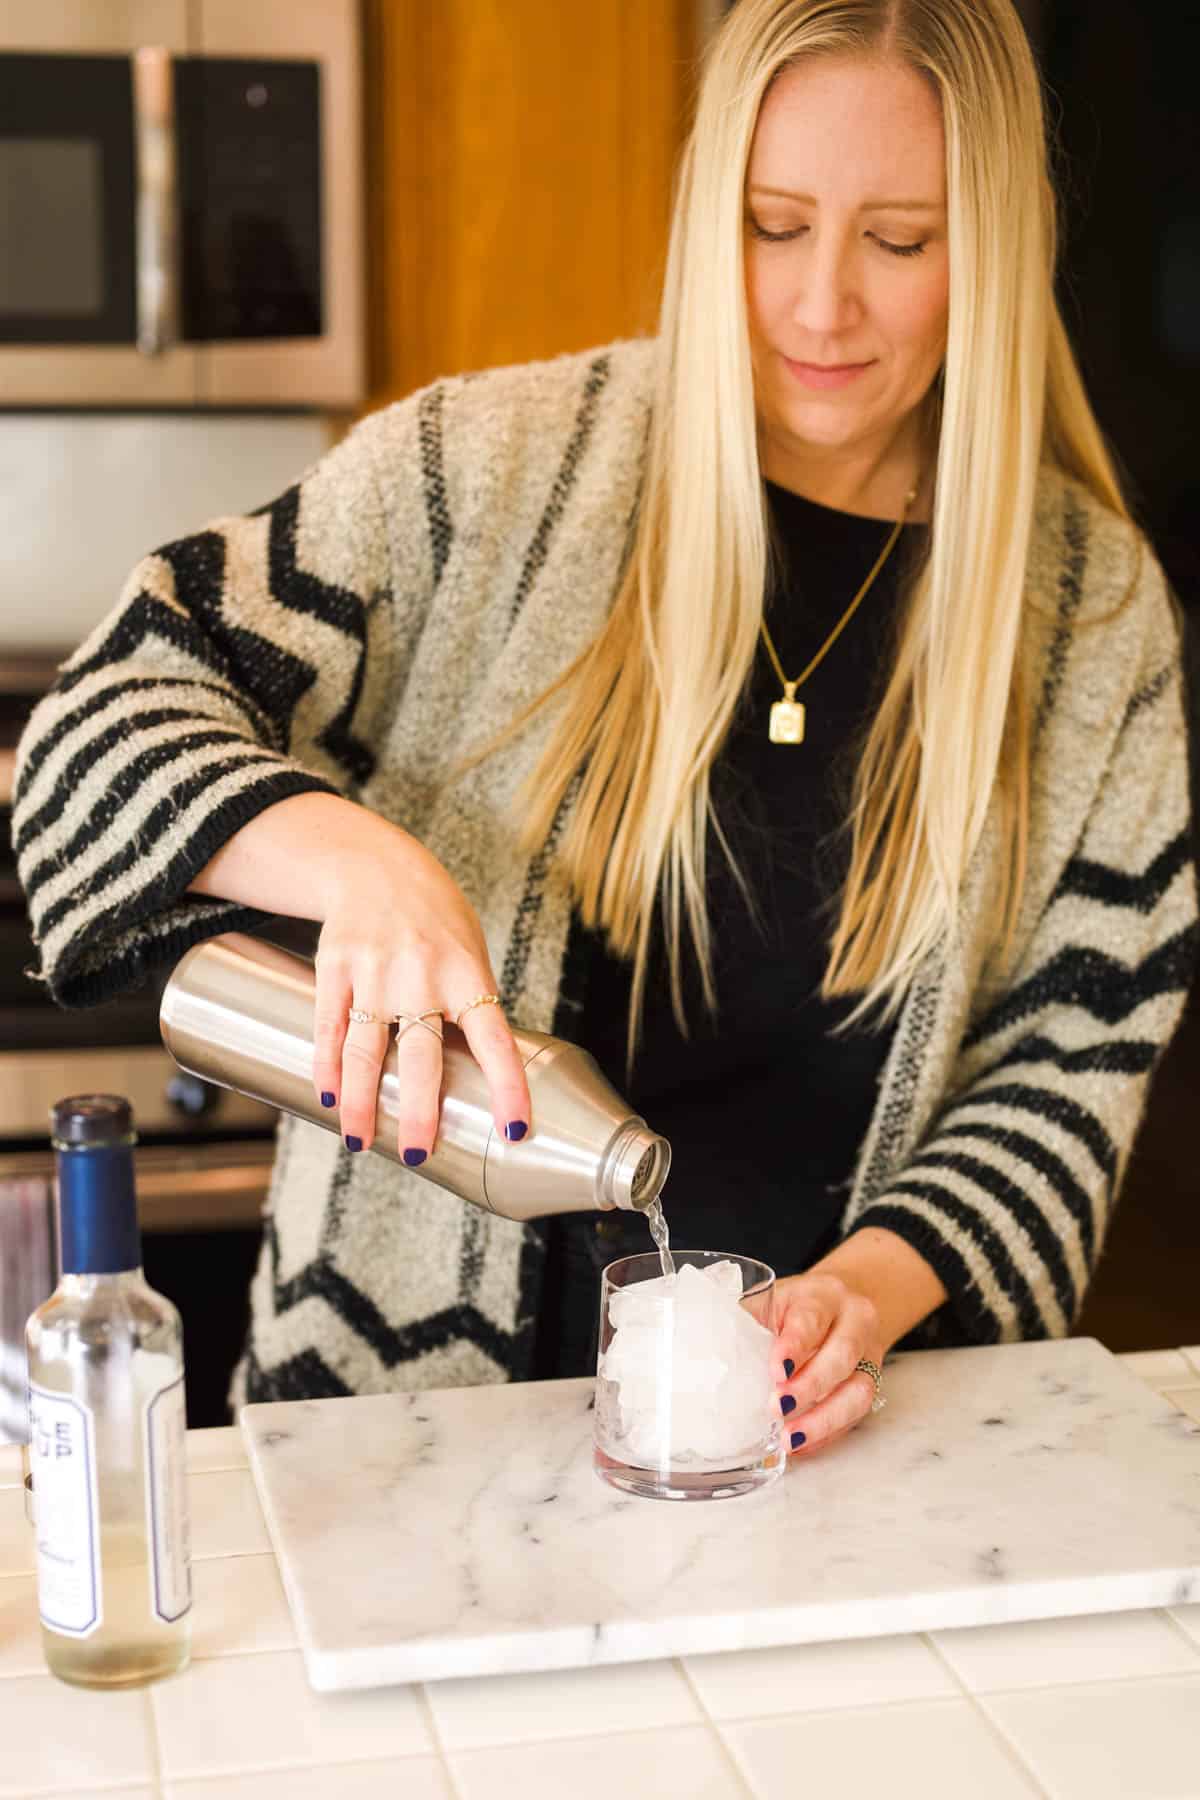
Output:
top-left (240, 1335), bottom-right (1200, 1691)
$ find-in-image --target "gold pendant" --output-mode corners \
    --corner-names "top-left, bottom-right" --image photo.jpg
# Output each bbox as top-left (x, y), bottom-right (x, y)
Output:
top-left (769, 684), bottom-right (805, 744)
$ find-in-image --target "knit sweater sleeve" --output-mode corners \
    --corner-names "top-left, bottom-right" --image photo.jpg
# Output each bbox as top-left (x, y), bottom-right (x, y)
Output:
top-left (854, 537), bottom-right (1198, 1348)
top-left (13, 399), bottom-right (432, 1007)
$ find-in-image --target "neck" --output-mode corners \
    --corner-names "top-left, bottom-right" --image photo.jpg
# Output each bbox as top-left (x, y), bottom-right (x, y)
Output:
top-left (759, 415), bottom-right (930, 522)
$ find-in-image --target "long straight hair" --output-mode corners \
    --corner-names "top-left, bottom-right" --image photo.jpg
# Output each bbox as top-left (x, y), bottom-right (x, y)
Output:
top-left (476, 0), bottom-right (1130, 1071)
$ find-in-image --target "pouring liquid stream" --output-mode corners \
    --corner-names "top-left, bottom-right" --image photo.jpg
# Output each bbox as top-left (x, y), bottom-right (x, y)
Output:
top-left (644, 1194), bottom-right (675, 1278)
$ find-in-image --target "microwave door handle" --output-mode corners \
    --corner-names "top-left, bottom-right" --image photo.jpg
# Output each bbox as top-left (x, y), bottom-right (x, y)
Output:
top-left (133, 47), bottom-right (180, 356)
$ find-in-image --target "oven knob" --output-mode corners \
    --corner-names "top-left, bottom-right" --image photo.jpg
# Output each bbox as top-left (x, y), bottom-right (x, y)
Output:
top-left (165, 1073), bottom-right (219, 1119)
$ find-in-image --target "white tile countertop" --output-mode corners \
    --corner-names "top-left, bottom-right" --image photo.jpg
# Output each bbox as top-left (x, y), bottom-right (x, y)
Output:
top-left (0, 1346), bottom-right (1198, 1800)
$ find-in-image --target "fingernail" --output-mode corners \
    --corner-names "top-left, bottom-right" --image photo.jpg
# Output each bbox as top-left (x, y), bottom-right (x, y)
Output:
top-left (780, 1393), bottom-right (797, 1416)
top-left (783, 1358), bottom-right (795, 1378)
top-left (321, 1091), bottom-right (336, 1109)
top-left (505, 1120), bottom-right (528, 1142)
top-left (403, 1147), bottom-right (428, 1167)
top-left (790, 1430), bottom-right (807, 1449)
top-left (345, 1135), bottom-right (363, 1153)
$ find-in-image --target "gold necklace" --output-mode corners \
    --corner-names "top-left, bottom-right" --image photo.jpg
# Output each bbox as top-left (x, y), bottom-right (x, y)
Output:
top-left (760, 486), bottom-right (917, 744)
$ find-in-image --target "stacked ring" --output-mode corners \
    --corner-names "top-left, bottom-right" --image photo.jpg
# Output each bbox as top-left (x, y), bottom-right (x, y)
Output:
top-left (455, 993), bottom-right (503, 1028)
top-left (855, 1357), bottom-right (887, 1413)
top-left (392, 1009), bottom-right (444, 1043)
top-left (348, 1007), bottom-right (381, 1025)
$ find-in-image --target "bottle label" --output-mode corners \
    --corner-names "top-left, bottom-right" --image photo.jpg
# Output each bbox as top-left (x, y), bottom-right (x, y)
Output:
top-left (143, 1372), bottom-right (192, 1623)
top-left (28, 1384), bottom-right (103, 1638)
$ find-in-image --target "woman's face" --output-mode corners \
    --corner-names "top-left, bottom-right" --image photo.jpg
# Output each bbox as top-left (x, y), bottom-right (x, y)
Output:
top-left (744, 54), bottom-right (950, 492)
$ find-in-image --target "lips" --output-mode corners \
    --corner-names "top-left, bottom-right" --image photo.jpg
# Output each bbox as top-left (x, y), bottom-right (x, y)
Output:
top-left (782, 354), bottom-right (875, 391)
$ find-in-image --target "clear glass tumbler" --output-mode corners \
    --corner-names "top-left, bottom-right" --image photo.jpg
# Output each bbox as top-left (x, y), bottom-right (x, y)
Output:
top-left (593, 1250), bottom-right (783, 1500)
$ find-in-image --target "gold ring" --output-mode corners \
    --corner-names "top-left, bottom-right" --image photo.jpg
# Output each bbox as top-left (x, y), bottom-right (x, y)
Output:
top-left (348, 1007), bottom-right (381, 1025)
top-left (455, 993), bottom-right (502, 1029)
top-left (855, 1358), bottom-right (887, 1414)
top-left (391, 1009), bottom-right (444, 1043)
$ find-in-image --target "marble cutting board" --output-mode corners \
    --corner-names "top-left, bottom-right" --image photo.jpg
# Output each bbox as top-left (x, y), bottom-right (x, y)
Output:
top-left (240, 1335), bottom-right (1200, 1691)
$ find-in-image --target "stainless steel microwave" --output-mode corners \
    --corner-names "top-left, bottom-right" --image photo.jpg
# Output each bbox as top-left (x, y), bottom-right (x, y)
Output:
top-left (0, 1), bottom-right (364, 409)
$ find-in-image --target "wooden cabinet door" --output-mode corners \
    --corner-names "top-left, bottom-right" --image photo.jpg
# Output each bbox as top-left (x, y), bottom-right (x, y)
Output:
top-left (363, 0), bottom-right (699, 408)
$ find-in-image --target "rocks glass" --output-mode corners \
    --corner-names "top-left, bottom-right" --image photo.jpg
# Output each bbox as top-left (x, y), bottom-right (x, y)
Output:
top-left (593, 1250), bottom-right (784, 1500)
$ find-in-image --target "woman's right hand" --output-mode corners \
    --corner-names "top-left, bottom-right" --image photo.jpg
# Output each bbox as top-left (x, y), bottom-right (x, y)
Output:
top-left (309, 815), bottom-right (532, 1165)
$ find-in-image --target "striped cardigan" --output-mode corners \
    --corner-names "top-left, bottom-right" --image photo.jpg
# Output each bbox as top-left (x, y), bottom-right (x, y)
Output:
top-left (13, 339), bottom-right (1197, 1402)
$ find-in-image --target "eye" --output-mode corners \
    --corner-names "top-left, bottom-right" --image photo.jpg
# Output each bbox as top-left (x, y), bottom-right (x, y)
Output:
top-left (744, 216), bottom-right (935, 257)
top-left (872, 235), bottom-right (928, 258)
top-left (747, 218), bottom-right (806, 243)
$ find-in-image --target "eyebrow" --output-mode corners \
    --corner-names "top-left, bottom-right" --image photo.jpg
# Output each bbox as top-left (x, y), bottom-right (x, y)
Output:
top-left (748, 185), bottom-right (944, 213)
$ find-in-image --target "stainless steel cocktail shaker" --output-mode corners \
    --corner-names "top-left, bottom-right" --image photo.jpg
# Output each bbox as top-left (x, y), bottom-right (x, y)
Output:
top-left (159, 933), bottom-right (669, 1224)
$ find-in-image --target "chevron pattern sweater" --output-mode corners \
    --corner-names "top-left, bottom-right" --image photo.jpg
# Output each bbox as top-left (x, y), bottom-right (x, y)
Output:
top-left (13, 339), bottom-right (1197, 1402)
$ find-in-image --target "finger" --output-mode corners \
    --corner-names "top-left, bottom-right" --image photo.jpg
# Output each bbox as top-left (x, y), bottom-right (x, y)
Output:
top-left (785, 1335), bottom-right (860, 1415)
top-left (312, 953), bottom-right (353, 1111)
top-left (781, 1366), bottom-right (877, 1457)
top-left (772, 1288), bottom-right (840, 1386)
top-left (457, 995), bottom-right (531, 1142)
top-left (338, 1009), bottom-right (390, 1152)
top-left (783, 1302), bottom-right (874, 1415)
top-left (389, 1010), bottom-right (444, 1166)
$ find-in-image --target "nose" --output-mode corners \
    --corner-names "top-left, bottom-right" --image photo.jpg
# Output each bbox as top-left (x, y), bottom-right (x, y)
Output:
top-left (790, 231), bottom-right (862, 339)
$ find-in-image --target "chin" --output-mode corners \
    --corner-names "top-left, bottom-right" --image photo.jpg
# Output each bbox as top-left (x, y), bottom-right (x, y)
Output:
top-left (772, 400), bottom-right (872, 449)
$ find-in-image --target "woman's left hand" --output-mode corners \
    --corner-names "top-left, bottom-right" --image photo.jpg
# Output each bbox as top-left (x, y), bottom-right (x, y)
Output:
top-left (771, 1271), bottom-right (887, 1457)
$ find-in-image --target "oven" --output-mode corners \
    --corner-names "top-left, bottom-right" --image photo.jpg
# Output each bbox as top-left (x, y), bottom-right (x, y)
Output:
top-left (0, 0), bottom-right (363, 409)
top-left (0, 656), bottom-right (289, 1439)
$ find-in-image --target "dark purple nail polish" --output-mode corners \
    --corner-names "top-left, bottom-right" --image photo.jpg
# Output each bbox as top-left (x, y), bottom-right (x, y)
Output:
top-left (505, 1120), bottom-right (528, 1142)
top-left (321, 1091), bottom-right (336, 1109)
top-left (783, 1358), bottom-right (795, 1378)
top-left (780, 1393), bottom-right (797, 1416)
top-left (790, 1430), bottom-right (807, 1449)
top-left (403, 1147), bottom-right (428, 1167)
top-left (345, 1135), bottom-right (363, 1153)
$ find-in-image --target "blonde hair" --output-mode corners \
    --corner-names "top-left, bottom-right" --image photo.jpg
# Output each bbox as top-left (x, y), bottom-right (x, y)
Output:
top-left (477, 0), bottom-right (1130, 1071)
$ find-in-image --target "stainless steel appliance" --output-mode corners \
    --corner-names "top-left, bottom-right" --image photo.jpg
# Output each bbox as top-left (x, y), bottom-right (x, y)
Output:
top-left (160, 933), bottom-right (671, 1223)
top-left (0, 0), bottom-right (363, 408)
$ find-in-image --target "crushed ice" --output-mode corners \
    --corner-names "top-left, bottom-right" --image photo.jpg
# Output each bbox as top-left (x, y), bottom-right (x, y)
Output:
top-left (597, 1259), bottom-right (774, 1466)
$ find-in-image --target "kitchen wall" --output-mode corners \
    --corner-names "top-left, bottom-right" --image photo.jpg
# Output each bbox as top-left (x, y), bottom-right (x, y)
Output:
top-left (0, 413), bottom-right (330, 656)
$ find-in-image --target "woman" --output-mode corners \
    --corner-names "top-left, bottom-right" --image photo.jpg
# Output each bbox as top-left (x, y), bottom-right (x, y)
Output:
top-left (14, 0), bottom-right (1195, 1457)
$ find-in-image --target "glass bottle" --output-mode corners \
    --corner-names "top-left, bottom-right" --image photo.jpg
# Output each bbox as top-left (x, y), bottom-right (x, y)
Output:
top-left (25, 1095), bottom-right (191, 1688)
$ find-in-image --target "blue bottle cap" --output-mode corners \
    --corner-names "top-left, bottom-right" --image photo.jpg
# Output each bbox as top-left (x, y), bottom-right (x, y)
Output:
top-left (52, 1095), bottom-right (140, 1275)
top-left (51, 1094), bottom-right (134, 1149)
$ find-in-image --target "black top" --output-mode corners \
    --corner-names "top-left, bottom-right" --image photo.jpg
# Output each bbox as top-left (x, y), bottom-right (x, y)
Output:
top-left (532, 482), bottom-right (928, 1377)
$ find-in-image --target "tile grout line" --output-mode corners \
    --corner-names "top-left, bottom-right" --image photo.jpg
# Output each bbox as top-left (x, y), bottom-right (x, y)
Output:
top-left (1157, 1607), bottom-right (1200, 1657)
top-left (675, 1656), bottom-right (758, 1798)
top-left (908, 1652), bottom-right (1200, 1701)
top-left (170, 1640), bottom-right (297, 1664)
top-left (133, 1745), bottom-right (461, 1787)
top-left (189, 1549), bottom-right (277, 1563)
top-left (143, 1685), bottom-right (167, 1800)
top-left (919, 1632), bottom-right (1054, 1799)
top-left (416, 1680), bottom-right (468, 1800)
top-left (391, 1661), bottom-right (1200, 1726)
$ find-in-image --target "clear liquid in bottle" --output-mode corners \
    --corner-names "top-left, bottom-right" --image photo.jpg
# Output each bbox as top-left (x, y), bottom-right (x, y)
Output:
top-left (26, 1096), bottom-right (191, 1689)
